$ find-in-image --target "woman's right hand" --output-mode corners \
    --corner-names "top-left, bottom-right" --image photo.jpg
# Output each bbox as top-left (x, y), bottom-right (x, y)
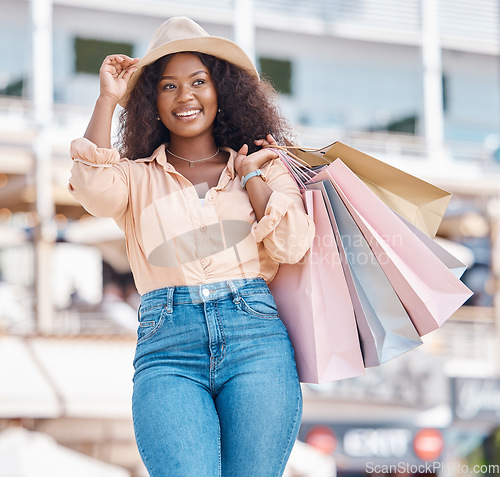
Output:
top-left (83, 55), bottom-right (139, 147)
top-left (99, 54), bottom-right (139, 104)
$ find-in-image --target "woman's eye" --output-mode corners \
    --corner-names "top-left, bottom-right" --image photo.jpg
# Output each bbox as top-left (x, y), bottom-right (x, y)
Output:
top-left (162, 83), bottom-right (176, 90)
top-left (193, 79), bottom-right (205, 86)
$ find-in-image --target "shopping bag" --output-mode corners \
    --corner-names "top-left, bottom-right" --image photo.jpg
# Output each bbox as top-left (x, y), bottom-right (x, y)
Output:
top-left (289, 141), bottom-right (451, 238)
top-left (396, 213), bottom-right (467, 278)
top-left (269, 189), bottom-right (365, 383)
top-left (308, 180), bottom-right (422, 367)
top-left (312, 160), bottom-right (473, 336)
top-left (274, 144), bottom-right (466, 278)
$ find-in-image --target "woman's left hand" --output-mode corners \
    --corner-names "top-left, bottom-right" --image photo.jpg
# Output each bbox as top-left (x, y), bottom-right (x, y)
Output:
top-left (235, 134), bottom-right (280, 178)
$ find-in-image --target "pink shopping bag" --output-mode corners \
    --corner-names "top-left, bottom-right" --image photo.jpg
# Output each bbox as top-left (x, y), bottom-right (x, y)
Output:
top-left (308, 180), bottom-right (422, 367)
top-left (312, 161), bottom-right (473, 336)
top-left (397, 213), bottom-right (467, 279)
top-left (269, 189), bottom-right (365, 383)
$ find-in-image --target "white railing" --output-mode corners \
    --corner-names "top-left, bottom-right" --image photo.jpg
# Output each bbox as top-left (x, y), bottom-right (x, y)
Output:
top-left (423, 307), bottom-right (497, 365)
top-left (439, 0), bottom-right (499, 43)
top-left (1, 308), bottom-right (137, 337)
top-left (254, 0), bottom-right (421, 33)
top-left (0, 100), bottom-right (494, 169)
top-left (54, 0), bottom-right (500, 47)
top-left (295, 125), bottom-right (495, 167)
top-left (1, 306), bottom-right (496, 366)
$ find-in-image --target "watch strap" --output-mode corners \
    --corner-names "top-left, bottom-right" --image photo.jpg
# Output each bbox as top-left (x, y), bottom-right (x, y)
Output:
top-left (240, 169), bottom-right (263, 188)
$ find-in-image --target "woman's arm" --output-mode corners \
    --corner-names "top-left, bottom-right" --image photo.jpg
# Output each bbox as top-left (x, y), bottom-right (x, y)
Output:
top-left (69, 55), bottom-right (139, 220)
top-left (84, 55), bottom-right (139, 148)
top-left (234, 135), bottom-right (280, 221)
top-left (235, 135), bottom-right (315, 263)
top-left (69, 138), bottom-right (130, 220)
top-left (235, 148), bottom-right (276, 221)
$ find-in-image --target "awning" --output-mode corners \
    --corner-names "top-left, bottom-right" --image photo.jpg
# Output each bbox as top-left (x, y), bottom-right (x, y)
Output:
top-left (0, 336), bottom-right (135, 419)
top-left (63, 217), bottom-right (130, 273)
top-left (0, 427), bottom-right (129, 477)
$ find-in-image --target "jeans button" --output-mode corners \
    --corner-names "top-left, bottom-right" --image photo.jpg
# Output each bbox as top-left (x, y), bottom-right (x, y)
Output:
top-left (202, 288), bottom-right (210, 297)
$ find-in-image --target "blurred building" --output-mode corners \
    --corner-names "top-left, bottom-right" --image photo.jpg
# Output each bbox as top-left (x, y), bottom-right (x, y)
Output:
top-left (0, 0), bottom-right (499, 476)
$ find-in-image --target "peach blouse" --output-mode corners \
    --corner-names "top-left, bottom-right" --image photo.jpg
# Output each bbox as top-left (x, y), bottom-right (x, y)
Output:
top-left (69, 138), bottom-right (315, 295)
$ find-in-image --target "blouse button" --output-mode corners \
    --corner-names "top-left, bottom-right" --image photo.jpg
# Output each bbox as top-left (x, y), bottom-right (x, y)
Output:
top-left (200, 225), bottom-right (207, 232)
top-left (200, 258), bottom-right (207, 266)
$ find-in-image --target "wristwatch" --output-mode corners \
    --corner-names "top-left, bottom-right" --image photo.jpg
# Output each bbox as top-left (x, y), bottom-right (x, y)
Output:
top-left (240, 169), bottom-right (263, 188)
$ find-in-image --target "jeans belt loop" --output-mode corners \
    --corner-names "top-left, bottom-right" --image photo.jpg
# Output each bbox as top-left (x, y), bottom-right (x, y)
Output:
top-left (227, 280), bottom-right (240, 305)
top-left (166, 287), bottom-right (174, 314)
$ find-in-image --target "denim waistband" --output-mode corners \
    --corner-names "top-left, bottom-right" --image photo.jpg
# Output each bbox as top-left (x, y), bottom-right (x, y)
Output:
top-left (140, 278), bottom-right (270, 309)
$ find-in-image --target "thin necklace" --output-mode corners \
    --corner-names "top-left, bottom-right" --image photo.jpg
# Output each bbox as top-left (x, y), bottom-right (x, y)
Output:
top-left (167, 148), bottom-right (220, 167)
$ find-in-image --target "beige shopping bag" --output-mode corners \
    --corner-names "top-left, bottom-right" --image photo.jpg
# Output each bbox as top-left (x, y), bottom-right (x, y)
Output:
top-left (290, 141), bottom-right (451, 238)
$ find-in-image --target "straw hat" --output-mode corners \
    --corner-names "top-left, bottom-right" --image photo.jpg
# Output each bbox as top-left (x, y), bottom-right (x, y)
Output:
top-left (119, 16), bottom-right (259, 107)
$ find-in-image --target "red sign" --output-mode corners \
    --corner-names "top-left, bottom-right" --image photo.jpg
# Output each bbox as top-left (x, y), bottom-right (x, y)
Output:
top-left (413, 428), bottom-right (444, 461)
top-left (305, 426), bottom-right (337, 454)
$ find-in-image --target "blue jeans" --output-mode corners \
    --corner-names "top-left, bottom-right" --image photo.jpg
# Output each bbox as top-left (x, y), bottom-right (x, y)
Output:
top-left (132, 278), bottom-right (302, 477)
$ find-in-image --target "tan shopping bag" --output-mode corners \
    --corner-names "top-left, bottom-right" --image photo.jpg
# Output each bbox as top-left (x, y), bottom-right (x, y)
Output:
top-left (290, 141), bottom-right (451, 238)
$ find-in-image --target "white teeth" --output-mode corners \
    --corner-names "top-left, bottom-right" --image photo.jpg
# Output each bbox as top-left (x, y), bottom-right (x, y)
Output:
top-left (175, 110), bottom-right (201, 117)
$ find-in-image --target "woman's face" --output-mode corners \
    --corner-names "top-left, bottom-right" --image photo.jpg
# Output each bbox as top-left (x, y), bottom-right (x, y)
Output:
top-left (156, 53), bottom-right (218, 143)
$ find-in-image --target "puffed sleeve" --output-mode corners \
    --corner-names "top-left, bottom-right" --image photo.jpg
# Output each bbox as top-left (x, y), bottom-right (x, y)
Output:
top-left (68, 137), bottom-right (129, 220)
top-left (251, 157), bottom-right (315, 264)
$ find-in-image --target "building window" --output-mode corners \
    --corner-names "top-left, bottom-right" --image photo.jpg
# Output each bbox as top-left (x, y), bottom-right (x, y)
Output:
top-left (386, 114), bottom-right (418, 134)
top-left (442, 73), bottom-right (448, 113)
top-left (259, 57), bottom-right (292, 95)
top-left (0, 78), bottom-right (24, 97)
top-left (74, 38), bottom-right (134, 75)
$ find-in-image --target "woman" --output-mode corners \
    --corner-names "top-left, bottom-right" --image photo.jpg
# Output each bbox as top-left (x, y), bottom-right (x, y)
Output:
top-left (69, 16), bottom-right (314, 477)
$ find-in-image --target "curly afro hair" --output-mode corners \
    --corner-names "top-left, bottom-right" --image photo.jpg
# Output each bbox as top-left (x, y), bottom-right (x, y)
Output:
top-left (118, 52), bottom-right (292, 160)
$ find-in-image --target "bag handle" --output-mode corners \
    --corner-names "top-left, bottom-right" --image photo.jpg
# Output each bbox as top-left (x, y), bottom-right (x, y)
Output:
top-left (262, 144), bottom-right (322, 189)
top-left (263, 143), bottom-right (332, 167)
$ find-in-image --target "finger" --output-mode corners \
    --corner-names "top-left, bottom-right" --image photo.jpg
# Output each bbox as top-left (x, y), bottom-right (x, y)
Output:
top-left (122, 66), bottom-right (138, 81)
top-left (262, 148), bottom-right (279, 160)
top-left (238, 144), bottom-right (249, 156)
top-left (250, 148), bottom-right (279, 166)
top-left (120, 56), bottom-right (140, 67)
top-left (101, 57), bottom-right (124, 75)
top-left (254, 134), bottom-right (277, 148)
top-left (103, 55), bottom-right (125, 65)
top-left (102, 55), bottom-right (138, 73)
top-left (267, 134), bottom-right (278, 145)
top-left (106, 54), bottom-right (138, 63)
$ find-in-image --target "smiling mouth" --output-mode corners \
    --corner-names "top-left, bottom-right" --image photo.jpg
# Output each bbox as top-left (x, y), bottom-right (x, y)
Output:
top-left (174, 109), bottom-right (202, 118)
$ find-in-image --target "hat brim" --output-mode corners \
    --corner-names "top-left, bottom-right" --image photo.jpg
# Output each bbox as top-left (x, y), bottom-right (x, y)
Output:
top-left (118, 36), bottom-right (259, 108)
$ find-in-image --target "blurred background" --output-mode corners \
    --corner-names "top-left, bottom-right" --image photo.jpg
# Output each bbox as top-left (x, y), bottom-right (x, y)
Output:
top-left (0, 0), bottom-right (499, 476)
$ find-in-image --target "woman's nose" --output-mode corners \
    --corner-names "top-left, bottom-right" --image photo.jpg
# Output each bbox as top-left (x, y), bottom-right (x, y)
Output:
top-left (178, 85), bottom-right (195, 102)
